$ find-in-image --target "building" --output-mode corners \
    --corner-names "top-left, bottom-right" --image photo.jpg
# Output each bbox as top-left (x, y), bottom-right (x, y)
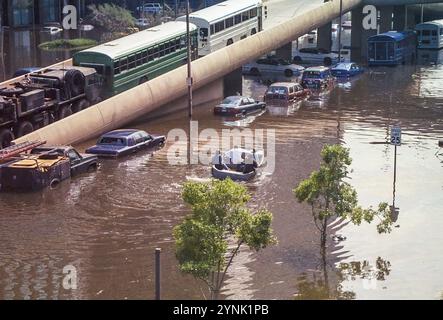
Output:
top-left (1, 0), bottom-right (86, 28)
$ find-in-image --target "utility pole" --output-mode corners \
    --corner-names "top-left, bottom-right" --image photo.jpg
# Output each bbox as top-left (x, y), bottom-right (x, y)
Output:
top-left (338, 0), bottom-right (343, 63)
top-left (186, 0), bottom-right (193, 119)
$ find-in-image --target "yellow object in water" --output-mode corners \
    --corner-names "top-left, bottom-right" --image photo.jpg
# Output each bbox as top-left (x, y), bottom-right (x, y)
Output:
top-left (9, 156), bottom-right (65, 171)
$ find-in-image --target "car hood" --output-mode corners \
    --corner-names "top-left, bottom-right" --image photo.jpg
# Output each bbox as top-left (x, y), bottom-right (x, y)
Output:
top-left (86, 144), bottom-right (126, 154)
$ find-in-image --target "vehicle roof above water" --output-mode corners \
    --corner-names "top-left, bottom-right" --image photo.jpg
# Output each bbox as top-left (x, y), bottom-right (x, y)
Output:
top-left (304, 66), bottom-right (331, 72)
top-left (101, 129), bottom-right (148, 138)
top-left (416, 19), bottom-right (443, 29)
top-left (268, 82), bottom-right (301, 88)
top-left (177, 0), bottom-right (260, 24)
top-left (368, 30), bottom-right (415, 42)
top-left (331, 63), bottom-right (356, 70)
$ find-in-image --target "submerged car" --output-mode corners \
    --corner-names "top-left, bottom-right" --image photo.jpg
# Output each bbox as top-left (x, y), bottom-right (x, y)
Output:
top-left (31, 146), bottom-right (98, 176)
top-left (264, 82), bottom-right (310, 103)
top-left (293, 48), bottom-right (344, 66)
top-left (243, 56), bottom-right (305, 77)
top-left (86, 129), bottom-right (166, 158)
top-left (330, 63), bottom-right (364, 78)
top-left (301, 66), bottom-right (335, 89)
top-left (214, 96), bottom-right (266, 116)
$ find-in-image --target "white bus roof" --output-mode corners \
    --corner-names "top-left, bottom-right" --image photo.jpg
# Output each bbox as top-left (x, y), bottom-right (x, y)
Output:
top-left (77, 21), bottom-right (196, 60)
top-left (416, 19), bottom-right (443, 28)
top-left (178, 0), bottom-right (261, 24)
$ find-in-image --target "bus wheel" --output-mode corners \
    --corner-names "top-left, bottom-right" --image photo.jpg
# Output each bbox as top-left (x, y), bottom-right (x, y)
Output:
top-left (227, 39), bottom-right (233, 46)
top-left (16, 121), bottom-right (34, 138)
top-left (251, 28), bottom-right (257, 35)
top-left (139, 76), bottom-right (148, 84)
top-left (59, 105), bottom-right (73, 120)
top-left (72, 99), bottom-right (90, 113)
top-left (0, 129), bottom-right (15, 148)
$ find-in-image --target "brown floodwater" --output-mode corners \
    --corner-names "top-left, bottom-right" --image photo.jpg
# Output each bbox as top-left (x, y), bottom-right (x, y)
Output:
top-left (1, 56), bottom-right (443, 299)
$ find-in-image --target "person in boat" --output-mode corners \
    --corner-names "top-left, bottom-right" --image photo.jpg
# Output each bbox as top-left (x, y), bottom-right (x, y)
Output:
top-left (214, 150), bottom-right (229, 171)
top-left (240, 152), bottom-right (258, 174)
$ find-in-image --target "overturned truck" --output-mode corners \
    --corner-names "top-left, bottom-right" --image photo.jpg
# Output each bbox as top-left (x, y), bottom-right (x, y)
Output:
top-left (0, 66), bottom-right (102, 148)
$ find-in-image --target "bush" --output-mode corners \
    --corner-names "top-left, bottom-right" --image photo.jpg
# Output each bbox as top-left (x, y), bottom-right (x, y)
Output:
top-left (38, 38), bottom-right (98, 51)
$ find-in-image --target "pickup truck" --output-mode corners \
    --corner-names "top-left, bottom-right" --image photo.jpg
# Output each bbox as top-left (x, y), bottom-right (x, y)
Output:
top-left (31, 146), bottom-right (98, 176)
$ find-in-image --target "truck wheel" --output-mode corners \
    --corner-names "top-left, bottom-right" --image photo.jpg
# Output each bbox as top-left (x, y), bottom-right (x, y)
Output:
top-left (15, 121), bottom-right (34, 137)
top-left (72, 100), bottom-right (90, 113)
top-left (0, 129), bottom-right (15, 148)
top-left (65, 69), bottom-right (85, 97)
top-left (59, 105), bottom-right (73, 119)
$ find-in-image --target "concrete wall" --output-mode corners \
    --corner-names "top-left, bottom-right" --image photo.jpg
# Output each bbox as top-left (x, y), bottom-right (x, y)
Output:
top-left (15, 0), bottom-right (363, 146)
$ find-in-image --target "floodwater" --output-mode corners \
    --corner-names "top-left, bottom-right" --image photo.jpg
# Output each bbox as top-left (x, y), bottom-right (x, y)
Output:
top-left (1, 54), bottom-right (443, 299)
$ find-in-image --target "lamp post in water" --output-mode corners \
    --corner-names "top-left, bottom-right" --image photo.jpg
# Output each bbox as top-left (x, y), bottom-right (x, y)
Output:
top-left (186, 0), bottom-right (193, 119)
top-left (338, 0), bottom-right (343, 63)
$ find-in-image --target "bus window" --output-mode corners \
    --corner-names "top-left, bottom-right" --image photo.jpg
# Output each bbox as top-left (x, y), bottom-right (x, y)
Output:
top-left (215, 21), bottom-right (224, 33)
top-left (142, 50), bottom-right (148, 63)
top-left (432, 30), bottom-right (437, 36)
top-left (422, 30), bottom-right (430, 36)
top-left (210, 24), bottom-right (215, 35)
top-left (120, 58), bottom-right (127, 73)
top-left (235, 14), bottom-right (241, 25)
top-left (129, 55), bottom-right (136, 69)
top-left (136, 52), bottom-right (142, 66)
top-left (225, 17), bottom-right (234, 29)
top-left (148, 48), bottom-right (154, 60)
top-left (242, 11), bottom-right (250, 22)
top-left (250, 8), bottom-right (257, 18)
top-left (114, 60), bottom-right (120, 75)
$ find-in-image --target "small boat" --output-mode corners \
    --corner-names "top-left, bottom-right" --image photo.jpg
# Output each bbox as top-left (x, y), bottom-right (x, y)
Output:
top-left (211, 148), bottom-right (265, 181)
top-left (211, 165), bottom-right (257, 181)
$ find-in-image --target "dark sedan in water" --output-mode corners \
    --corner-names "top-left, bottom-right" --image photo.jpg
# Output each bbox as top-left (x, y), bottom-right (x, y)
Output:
top-left (86, 129), bottom-right (166, 158)
top-left (214, 96), bottom-right (266, 116)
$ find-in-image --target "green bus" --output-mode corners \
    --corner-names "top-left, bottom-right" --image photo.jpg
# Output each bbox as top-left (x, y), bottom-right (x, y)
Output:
top-left (73, 21), bottom-right (198, 98)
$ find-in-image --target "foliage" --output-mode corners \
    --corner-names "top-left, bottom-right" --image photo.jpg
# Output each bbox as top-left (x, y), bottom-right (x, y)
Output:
top-left (38, 38), bottom-right (97, 51)
top-left (86, 3), bottom-right (135, 34)
top-left (174, 178), bottom-right (276, 299)
top-left (294, 144), bottom-right (393, 250)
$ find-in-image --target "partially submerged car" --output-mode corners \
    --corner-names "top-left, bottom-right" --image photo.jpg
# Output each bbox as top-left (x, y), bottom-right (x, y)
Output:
top-left (301, 66), bottom-right (335, 89)
top-left (214, 96), bottom-right (266, 116)
top-left (31, 146), bottom-right (98, 176)
top-left (330, 63), bottom-right (364, 78)
top-left (243, 56), bottom-right (305, 77)
top-left (264, 82), bottom-right (310, 103)
top-left (85, 129), bottom-right (166, 158)
top-left (293, 48), bottom-right (344, 66)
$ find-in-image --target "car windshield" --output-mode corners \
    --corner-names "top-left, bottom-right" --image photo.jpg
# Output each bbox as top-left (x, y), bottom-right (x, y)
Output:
top-left (99, 137), bottom-right (126, 145)
top-left (277, 59), bottom-right (290, 65)
top-left (221, 97), bottom-right (240, 105)
top-left (267, 87), bottom-right (288, 94)
top-left (303, 71), bottom-right (322, 78)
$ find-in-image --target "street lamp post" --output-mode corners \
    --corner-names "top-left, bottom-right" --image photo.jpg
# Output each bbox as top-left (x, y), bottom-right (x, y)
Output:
top-left (338, 0), bottom-right (343, 63)
top-left (186, 0), bottom-right (193, 118)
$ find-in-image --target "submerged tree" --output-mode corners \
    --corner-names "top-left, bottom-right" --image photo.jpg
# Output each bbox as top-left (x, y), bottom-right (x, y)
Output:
top-left (174, 178), bottom-right (276, 300)
top-left (293, 145), bottom-right (393, 297)
top-left (294, 144), bottom-right (393, 251)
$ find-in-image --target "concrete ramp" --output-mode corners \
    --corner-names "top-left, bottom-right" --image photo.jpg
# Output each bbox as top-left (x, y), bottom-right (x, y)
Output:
top-left (15, 0), bottom-right (363, 146)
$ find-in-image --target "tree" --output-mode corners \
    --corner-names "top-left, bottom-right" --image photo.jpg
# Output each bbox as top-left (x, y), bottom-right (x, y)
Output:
top-left (174, 178), bottom-right (276, 300)
top-left (293, 144), bottom-right (393, 297)
top-left (86, 3), bottom-right (135, 34)
top-left (294, 144), bottom-right (393, 251)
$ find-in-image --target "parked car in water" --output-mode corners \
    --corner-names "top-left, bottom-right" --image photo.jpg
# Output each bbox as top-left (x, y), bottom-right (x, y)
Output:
top-left (137, 3), bottom-right (163, 14)
top-left (243, 56), bottom-right (305, 77)
top-left (42, 26), bottom-right (63, 35)
top-left (214, 96), bottom-right (266, 116)
top-left (264, 82), bottom-right (310, 103)
top-left (86, 129), bottom-right (166, 158)
top-left (12, 67), bottom-right (42, 78)
top-left (330, 63), bottom-right (364, 78)
top-left (30, 146), bottom-right (98, 176)
top-left (293, 48), bottom-right (344, 66)
top-left (301, 66), bottom-right (335, 89)
top-left (135, 18), bottom-right (150, 28)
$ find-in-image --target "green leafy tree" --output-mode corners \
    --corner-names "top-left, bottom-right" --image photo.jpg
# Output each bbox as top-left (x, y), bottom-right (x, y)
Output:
top-left (293, 145), bottom-right (393, 298)
top-left (174, 179), bottom-right (276, 300)
top-left (294, 144), bottom-right (393, 251)
top-left (86, 3), bottom-right (135, 34)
